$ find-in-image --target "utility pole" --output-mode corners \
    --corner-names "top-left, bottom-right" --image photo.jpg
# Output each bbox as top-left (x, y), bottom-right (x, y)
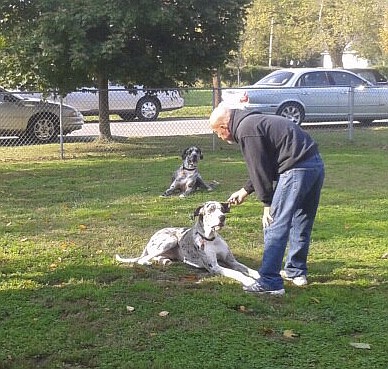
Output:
top-left (268, 16), bottom-right (274, 68)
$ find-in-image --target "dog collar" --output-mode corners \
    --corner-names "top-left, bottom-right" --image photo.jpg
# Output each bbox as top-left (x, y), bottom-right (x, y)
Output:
top-left (183, 166), bottom-right (196, 171)
top-left (196, 231), bottom-right (216, 242)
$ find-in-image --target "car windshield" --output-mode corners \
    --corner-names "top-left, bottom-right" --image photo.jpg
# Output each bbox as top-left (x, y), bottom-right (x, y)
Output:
top-left (254, 71), bottom-right (293, 86)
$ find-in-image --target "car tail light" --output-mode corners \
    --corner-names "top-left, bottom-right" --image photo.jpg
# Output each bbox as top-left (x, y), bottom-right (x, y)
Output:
top-left (240, 92), bottom-right (249, 103)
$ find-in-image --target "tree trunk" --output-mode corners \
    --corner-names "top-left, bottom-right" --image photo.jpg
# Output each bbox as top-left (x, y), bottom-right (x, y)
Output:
top-left (97, 74), bottom-right (112, 141)
top-left (329, 46), bottom-right (344, 68)
top-left (212, 69), bottom-right (222, 108)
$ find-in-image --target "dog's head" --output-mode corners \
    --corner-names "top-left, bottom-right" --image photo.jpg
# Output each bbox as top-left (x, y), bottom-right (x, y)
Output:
top-left (193, 201), bottom-right (230, 231)
top-left (181, 146), bottom-right (203, 169)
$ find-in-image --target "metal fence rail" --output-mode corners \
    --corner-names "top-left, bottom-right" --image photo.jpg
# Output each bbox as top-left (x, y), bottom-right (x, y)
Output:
top-left (1, 86), bottom-right (387, 161)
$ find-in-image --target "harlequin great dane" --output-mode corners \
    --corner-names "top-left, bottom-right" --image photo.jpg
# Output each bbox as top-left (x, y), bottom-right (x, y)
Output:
top-left (161, 146), bottom-right (217, 197)
top-left (115, 201), bottom-right (259, 286)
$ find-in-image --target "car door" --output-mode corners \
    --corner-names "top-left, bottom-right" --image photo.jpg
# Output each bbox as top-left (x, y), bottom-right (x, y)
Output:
top-left (0, 92), bottom-right (29, 131)
top-left (328, 71), bottom-right (382, 117)
top-left (63, 87), bottom-right (99, 113)
top-left (295, 71), bottom-right (340, 119)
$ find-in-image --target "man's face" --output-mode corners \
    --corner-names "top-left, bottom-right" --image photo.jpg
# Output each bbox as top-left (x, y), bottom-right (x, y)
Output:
top-left (212, 124), bottom-right (233, 143)
top-left (209, 106), bottom-right (235, 144)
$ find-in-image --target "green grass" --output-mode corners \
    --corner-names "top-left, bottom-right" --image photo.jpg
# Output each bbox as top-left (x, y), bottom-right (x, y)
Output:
top-left (0, 127), bottom-right (387, 369)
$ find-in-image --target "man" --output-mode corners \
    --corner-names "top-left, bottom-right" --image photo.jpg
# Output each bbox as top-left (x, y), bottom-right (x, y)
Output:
top-left (209, 104), bottom-right (324, 295)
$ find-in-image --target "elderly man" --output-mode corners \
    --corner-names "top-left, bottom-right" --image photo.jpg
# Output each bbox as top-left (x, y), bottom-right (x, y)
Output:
top-left (209, 105), bottom-right (324, 295)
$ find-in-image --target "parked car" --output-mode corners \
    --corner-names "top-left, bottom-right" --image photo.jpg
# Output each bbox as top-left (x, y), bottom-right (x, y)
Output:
top-left (31, 84), bottom-right (185, 121)
top-left (0, 87), bottom-right (84, 143)
top-left (345, 68), bottom-right (388, 86)
top-left (222, 68), bottom-right (388, 125)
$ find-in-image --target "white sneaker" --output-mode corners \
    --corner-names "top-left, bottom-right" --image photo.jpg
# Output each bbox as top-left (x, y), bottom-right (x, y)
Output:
top-left (280, 270), bottom-right (308, 286)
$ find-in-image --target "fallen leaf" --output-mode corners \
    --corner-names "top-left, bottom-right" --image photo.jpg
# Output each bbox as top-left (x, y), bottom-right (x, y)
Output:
top-left (126, 306), bottom-right (135, 313)
top-left (158, 311), bottom-right (169, 317)
top-left (283, 329), bottom-right (299, 339)
top-left (381, 252), bottom-right (388, 259)
top-left (310, 297), bottom-right (320, 304)
top-left (79, 224), bottom-right (87, 231)
top-left (180, 274), bottom-right (199, 281)
top-left (260, 326), bottom-right (275, 336)
top-left (350, 342), bottom-right (371, 349)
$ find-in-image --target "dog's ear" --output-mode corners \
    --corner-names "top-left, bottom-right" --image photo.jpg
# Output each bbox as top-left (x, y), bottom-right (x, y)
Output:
top-left (221, 202), bottom-right (231, 213)
top-left (193, 204), bottom-right (204, 218)
top-left (181, 147), bottom-right (189, 159)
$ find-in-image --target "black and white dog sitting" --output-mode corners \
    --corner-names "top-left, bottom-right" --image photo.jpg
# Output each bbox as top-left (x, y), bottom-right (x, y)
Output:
top-left (161, 146), bottom-right (217, 198)
top-left (116, 201), bottom-right (260, 286)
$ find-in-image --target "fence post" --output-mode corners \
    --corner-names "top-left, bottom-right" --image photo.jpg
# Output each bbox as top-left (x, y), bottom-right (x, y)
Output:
top-left (348, 86), bottom-right (355, 141)
top-left (59, 96), bottom-right (64, 159)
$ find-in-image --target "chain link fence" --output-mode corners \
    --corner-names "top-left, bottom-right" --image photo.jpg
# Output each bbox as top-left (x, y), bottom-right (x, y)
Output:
top-left (1, 85), bottom-right (387, 162)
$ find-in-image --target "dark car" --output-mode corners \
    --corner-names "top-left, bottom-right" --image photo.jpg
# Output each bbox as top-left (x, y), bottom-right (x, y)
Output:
top-left (346, 68), bottom-right (388, 86)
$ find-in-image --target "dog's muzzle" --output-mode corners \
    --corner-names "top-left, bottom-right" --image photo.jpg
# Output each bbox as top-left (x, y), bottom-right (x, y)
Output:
top-left (214, 215), bottom-right (226, 229)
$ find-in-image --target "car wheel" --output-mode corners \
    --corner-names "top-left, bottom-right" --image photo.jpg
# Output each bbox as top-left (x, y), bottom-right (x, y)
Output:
top-left (119, 112), bottom-right (136, 121)
top-left (136, 97), bottom-right (160, 121)
top-left (277, 102), bottom-right (305, 125)
top-left (25, 114), bottom-right (59, 143)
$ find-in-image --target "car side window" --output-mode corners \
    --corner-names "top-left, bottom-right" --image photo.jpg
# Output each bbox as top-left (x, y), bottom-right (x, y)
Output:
top-left (298, 72), bottom-right (330, 87)
top-left (330, 71), bottom-right (364, 87)
top-left (256, 71), bottom-right (293, 86)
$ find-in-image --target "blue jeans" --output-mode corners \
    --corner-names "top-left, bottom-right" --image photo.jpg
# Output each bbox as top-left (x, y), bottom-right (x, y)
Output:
top-left (258, 153), bottom-right (325, 290)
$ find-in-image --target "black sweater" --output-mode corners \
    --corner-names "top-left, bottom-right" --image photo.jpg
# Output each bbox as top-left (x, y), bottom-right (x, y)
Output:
top-left (229, 110), bottom-right (319, 206)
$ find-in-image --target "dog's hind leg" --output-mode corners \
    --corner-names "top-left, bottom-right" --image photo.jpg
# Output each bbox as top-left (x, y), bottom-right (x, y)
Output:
top-left (135, 228), bottom-right (184, 265)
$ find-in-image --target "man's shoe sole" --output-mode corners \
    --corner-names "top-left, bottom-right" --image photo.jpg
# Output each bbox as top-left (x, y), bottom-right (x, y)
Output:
top-left (243, 287), bottom-right (285, 296)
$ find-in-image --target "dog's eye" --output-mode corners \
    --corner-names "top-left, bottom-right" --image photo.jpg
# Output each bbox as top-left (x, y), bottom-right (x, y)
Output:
top-left (207, 204), bottom-right (216, 212)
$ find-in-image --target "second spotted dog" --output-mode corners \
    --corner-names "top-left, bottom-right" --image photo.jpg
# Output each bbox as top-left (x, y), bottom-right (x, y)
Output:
top-left (161, 146), bottom-right (217, 197)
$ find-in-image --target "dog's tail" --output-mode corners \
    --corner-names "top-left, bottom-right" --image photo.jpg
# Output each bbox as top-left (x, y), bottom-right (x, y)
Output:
top-left (115, 254), bottom-right (141, 263)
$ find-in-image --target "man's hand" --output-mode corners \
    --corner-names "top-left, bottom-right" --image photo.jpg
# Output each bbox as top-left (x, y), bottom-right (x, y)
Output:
top-left (228, 188), bottom-right (249, 205)
top-left (262, 206), bottom-right (273, 228)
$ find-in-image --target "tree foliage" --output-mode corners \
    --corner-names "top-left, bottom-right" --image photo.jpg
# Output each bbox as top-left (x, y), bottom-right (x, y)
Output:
top-left (241, 0), bottom-right (386, 68)
top-left (0, 0), bottom-right (251, 139)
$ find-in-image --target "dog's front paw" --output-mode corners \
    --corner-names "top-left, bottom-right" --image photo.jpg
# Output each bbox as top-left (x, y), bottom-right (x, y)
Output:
top-left (208, 180), bottom-right (220, 190)
top-left (242, 276), bottom-right (257, 287)
top-left (249, 270), bottom-right (260, 280)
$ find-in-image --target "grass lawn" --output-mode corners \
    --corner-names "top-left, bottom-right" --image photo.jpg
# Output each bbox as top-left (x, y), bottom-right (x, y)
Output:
top-left (0, 127), bottom-right (387, 369)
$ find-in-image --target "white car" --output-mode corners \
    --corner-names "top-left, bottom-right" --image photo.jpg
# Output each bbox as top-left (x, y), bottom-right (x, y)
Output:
top-left (0, 87), bottom-right (84, 143)
top-left (33, 84), bottom-right (185, 121)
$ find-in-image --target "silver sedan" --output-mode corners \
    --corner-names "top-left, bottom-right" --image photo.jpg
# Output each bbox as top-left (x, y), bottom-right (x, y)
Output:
top-left (222, 68), bottom-right (388, 125)
top-left (0, 87), bottom-right (84, 143)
